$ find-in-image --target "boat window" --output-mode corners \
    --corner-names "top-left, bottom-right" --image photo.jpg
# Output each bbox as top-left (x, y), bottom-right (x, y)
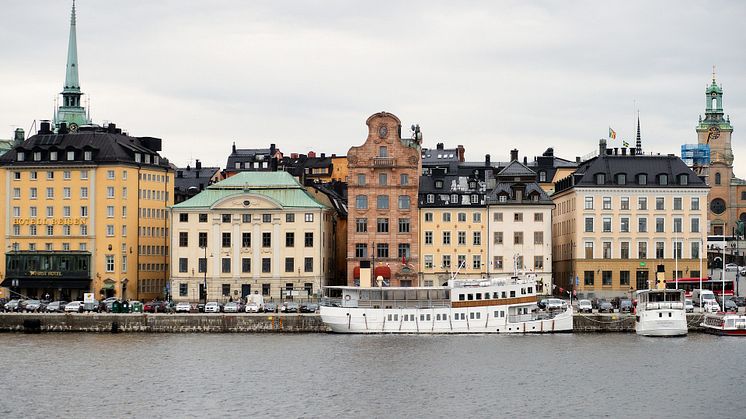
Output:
top-left (659, 313), bottom-right (662, 318)
top-left (476, 293), bottom-right (482, 300)
top-left (493, 292), bottom-right (499, 299)
top-left (494, 311), bottom-right (499, 317)
top-left (426, 314), bottom-right (431, 321)
top-left (527, 287), bottom-right (533, 294)
top-left (470, 312), bottom-right (475, 319)
top-left (436, 314), bottom-right (440, 321)
top-left (420, 314), bottom-right (425, 321)
top-left (459, 294), bottom-right (465, 301)
top-left (468, 294), bottom-right (474, 301)
top-left (668, 313), bottom-right (672, 317)
top-left (510, 291), bottom-right (516, 298)
top-left (501, 311), bottom-right (505, 317)
top-left (501, 292), bottom-right (507, 298)
top-left (394, 314), bottom-right (398, 321)
top-left (444, 314), bottom-right (448, 320)
top-left (476, 312), bottom-right (481, 319)
top-left (387, 314), bottom-right (392, 321)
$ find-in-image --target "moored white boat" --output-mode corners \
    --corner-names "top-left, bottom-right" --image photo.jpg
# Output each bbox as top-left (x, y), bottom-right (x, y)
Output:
top-left (319, 274), bottom-right (573, 334)
top-left (634, 289), bottom-right (688, 337)
top-left (701, 313), bottom-right (746, 336)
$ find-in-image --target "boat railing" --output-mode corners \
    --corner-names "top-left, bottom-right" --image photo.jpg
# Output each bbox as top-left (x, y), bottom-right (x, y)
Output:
top-left (508, 311), bottom-right (559, 323)
top-left (320, 298), bottom-right (451, 309)
top-left (645, 302), bottom-right (684, 310)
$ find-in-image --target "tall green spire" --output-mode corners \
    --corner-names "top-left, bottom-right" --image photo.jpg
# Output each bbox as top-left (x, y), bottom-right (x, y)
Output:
top-left (55, 0), bottom-right (90, 131)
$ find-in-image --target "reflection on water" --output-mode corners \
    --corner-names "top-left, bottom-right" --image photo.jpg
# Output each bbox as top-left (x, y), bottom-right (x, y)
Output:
top-left (0, 333), bottom-right (744, 418)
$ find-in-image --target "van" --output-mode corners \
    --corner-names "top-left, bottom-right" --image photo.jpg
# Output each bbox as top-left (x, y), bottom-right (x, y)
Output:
top-left (691, 289), bottom-right (716, 307)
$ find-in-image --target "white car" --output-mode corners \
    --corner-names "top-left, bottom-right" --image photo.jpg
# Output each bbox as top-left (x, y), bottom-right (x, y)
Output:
top-left (174, 302), bottom-right (192, 313)
top-left (64, 301), bottom-right (83, 312)
top-left (685, 299), bottom-right (694, 313)
top-left (245, 302), bottom-right (261, 313)
top-left (577, 299), bottom-right (593, 313)
top-left (703, 299), bottom-right (721, 313)
top-left (204, 302), bottom-right (222, 313)
top-left (725, 263), bottom-right (739, 272)
top-left (545, 298), bottom-right (568, 310)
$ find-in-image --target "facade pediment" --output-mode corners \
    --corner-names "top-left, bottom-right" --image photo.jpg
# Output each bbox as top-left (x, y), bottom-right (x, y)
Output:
top-left (211, 193), bottom-right (282, 210)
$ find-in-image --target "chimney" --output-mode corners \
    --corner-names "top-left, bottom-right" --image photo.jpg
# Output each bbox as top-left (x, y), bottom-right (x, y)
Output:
top-left (196, 159), bottom-right (202, 170)
top-left (576, 156), bottom-right (581, 163)
top-left (232, 142), bottom-right (236, 154)
top-left (485, 154), bottom-right (491, 166)
top-left (58, 122), bottom-right (69, 134)
top-left (291, 153), bottom-right (298, 159)
top-left (39, 120), bottom-right (52, 134)
top-left (614, 148), bottom-right (618, 155)
top-left (630, 148), bottom-right (636, 156)
top-left (457, 145), bottom-right (465, 162)
top-left (437, 142), bottom-right (444, 150)
top-left (321, 153), bottom-right (326, 158)
top-left (599, 139), bottom-right (607, 156)
top-left (270, 143), bottom-right (276, 155)
top-left (331, 153), bottom-right (336, 158)
top-left (523, 156), bottom-right (527, 165)
top-left (510, 149), bottom-right (518, 162)
top-left (308, 151), bottom-right (316, 158)
top-left (107, 123), bottom-right (117, 133)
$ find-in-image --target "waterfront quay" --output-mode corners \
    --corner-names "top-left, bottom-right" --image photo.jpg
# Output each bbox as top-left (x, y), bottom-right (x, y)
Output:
top-left (0, 312), bottom-right (713, 333)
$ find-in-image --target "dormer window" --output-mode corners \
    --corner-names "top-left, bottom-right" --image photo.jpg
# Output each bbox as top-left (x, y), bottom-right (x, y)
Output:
top-left (499, 195), bottom-right (508, 203)
top-left (33, 152), bottom-right (42, 161)
top-left (145, 154), bottom-right (151, 164)
top-left (658, 174), bottom-right (668, 185)
top-left (50, 151), bottom-right (58, 161)
top-left (679, 174), bottom-right (688, 185)
top-left (426, 194), bottom-right (434, 203)
top-left (451, 194), bottom-right (458, 204)
top-left (84, 151), bottom-right (92, 161)
top-left (638, 174), bottom-right (647, 185)
top-left (67, 151), bottom-right (75, 160)
top-left (17, 151), bottom-right (25, 161)
top-left (616, 174), bottom-right (626, 185)
top-left (595, 173), bottom-right (605, 185)
top-left (469, 181), bottom-right (477, 189)
top-left (154, 156), bottom-right (160, 165)
top-left (532, 194), bottom-right (539, 202)
top-left (435, 180), bottom-right (443, 189)
top-left (539, 171), bottom-right (547, 182)
top-left (135, 153), bottom-right (141, 163)
top-left (471, 194), bottom-right (478, 204)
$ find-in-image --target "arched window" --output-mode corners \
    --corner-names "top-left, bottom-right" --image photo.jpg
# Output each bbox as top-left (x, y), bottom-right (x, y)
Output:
top-left (715, 172), bottom-right (721, 185)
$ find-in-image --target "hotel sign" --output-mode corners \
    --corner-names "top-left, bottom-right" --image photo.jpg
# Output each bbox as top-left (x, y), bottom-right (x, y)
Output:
top-left (13, 218), bottom-right (87, 225)
top-left (27, 271), bottom-right (63, 277)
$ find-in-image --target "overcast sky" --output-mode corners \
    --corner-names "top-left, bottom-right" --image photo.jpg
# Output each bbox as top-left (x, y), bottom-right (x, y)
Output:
top-left (2, 1), bottom-right (746, 175)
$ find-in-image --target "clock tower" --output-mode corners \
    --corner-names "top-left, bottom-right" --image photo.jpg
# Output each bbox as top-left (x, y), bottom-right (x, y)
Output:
top-left (696, 70), bottom-right (735, 235)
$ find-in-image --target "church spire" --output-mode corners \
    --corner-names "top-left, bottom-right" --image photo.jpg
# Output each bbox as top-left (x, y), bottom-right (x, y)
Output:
top-left (635, 112), bottom-right (642, 155)
top-left (55, 0), bottom-right (89, 130)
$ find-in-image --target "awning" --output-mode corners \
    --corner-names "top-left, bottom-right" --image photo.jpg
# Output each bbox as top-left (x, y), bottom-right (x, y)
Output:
top-left (1, 278), bottom-right (91, 289)
top-left (352, 266), bottom-right (391, 279)
top-left (102, 281), bottom-right (116, 290)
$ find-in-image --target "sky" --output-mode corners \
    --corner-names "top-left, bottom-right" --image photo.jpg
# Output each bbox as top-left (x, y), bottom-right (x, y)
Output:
top-left (1, 0), bottom-right (746, 175)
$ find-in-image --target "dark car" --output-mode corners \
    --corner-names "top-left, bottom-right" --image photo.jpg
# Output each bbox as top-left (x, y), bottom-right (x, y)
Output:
top-left (598, 300), bottom-right (614, 313)
top-left (720, 298), bottom-right (738, 312)
top-left (730, 296), bottom-right (746, 307)
top-left (300, 303), bottom-right (319, 313)
top-left (537, 299), bottom-right (548, 310)
top-left (45, 301), bottom-right (68, 312)
top-left (143, 300), bottom-right (169, 313)
top-left (82, 300), bottom-right (100, 312)
top-left (263, 302), bottom-right (277, 313)
top-left (619, 299), bottom-right (633, 313)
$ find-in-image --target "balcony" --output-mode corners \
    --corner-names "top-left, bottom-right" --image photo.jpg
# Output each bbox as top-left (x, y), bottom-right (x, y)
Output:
top-left (373, 157), bottom-right (396, 167)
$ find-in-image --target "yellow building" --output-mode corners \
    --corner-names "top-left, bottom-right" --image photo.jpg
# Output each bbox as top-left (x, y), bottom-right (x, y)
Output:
top-left (0, 122), bottom-right (174, 302)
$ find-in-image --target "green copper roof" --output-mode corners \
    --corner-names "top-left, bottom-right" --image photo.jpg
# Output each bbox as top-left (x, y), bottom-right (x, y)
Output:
top-left (64, 0), bottom-right (80, 93)
top-left (55, 0), bottom-right (90, 129)
top-left (174, 171), bottom-right (328, 209)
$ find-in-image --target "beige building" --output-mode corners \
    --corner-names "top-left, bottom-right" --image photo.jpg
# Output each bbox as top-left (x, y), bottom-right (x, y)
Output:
top-left (170, 172), bottom-right (334, 302)
top-left (552, 140), bottom-right (709, 299)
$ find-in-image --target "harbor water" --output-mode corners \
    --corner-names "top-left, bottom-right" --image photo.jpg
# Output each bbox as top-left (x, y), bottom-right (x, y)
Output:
top-left (0, 333), bottom-right (744, 418)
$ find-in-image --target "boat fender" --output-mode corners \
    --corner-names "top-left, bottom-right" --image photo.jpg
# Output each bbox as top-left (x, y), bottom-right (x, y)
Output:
top-left (344, 295), bottom-right (351, 301)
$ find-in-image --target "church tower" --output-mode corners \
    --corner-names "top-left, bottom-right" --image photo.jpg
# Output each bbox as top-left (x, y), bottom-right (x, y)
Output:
top-left (697, 69), bottom-right (735, 235)
top-left (54, 1), bottom-right (90, 131)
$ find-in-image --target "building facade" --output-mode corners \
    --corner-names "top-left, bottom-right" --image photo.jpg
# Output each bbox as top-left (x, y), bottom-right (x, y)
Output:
top-left (552, 140), bottom-right (709, 299)
top-left (170, 172), bottom-right (334, 302)
top-left (346, 112), bottom-right (422, 286)
top-left (487, 154), bottom-right (554, 293)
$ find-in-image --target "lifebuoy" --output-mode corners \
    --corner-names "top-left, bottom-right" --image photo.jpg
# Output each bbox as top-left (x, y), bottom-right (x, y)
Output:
top-left (344, 295), bottom-right (351, 301)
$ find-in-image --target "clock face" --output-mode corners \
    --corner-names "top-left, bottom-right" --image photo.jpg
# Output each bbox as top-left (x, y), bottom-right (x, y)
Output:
top-left (711, 92), bottom-right (717, 97)
top-left (378, 125), bottom-right (388, 139)
top-left (69, 123), bottom-right (79, 132)
top-left (711, 198), bottom-right (726, 215)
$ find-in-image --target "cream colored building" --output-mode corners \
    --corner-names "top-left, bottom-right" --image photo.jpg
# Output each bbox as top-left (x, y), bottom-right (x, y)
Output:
top-left (170, 172), bottom-right (334, 302)
top-left (552, 141), bottom-right (709, 299)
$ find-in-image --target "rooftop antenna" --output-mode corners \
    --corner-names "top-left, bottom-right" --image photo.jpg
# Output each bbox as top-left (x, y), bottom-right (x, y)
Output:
top-left (87, 96), bottom-right (91, 122)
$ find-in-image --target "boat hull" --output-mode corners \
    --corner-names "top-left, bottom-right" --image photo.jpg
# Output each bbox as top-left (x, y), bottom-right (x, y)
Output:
top-left (320, 306), bottom-right (573, 334)
top-left (635, 317), bottom-right (688, 337)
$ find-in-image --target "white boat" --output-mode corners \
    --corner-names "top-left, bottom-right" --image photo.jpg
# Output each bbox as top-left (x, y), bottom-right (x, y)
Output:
top-left (701, 313), bottom-right (746, 336)
top-left (634, 289), bottom-right (688, 337)
top-left (319, 274), bottom-right (573, 334)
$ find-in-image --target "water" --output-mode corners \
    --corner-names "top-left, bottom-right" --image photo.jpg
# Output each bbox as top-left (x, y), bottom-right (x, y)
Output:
top-left (0, 333), bottom-right (744, 418)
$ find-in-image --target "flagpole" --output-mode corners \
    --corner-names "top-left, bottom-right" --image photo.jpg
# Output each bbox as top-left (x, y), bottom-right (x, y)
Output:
top-left (699, 236), bottom-right (703, 311)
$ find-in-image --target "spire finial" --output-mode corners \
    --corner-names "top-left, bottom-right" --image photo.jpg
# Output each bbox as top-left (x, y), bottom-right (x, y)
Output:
top-left (712, 64), bottom-right (717, 83)
top-left (71, 0), bottom-right (76, 26)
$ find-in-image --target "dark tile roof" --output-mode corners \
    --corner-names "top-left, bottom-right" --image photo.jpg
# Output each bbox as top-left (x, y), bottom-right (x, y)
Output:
top-left (487, 181), bottom-right (553, 205)
top-left (498, 160), bottom-right (536, 177)
top-left (175, 166), bottom-right (221, 193)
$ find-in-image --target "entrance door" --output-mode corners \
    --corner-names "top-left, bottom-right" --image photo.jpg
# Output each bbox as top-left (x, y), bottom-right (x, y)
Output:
top-left (241, 284), bottom-right (251, 298)
top-left (636, 270), bottom-right (649, 290)
top-left (199, 283), bottom-right (206, 302)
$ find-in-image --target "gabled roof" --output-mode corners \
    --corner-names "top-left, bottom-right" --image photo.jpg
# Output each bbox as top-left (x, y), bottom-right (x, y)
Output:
top-left (498, 160), bottom-right (536, 177)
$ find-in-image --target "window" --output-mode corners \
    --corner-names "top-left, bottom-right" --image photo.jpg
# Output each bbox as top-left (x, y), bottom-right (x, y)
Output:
top-left (262, 214), bottom-right (271, 223)
top-left (658, 174), bottom-right (668, 185)
top-left (179, 232), bottom-right (188, 247)
top-left (305, 257), bottom-right (314, 272)
top-left (621, 197), bottom-right (629, 210)
top-left (46, 206), bottom-right (54, 217)
top-left (620, 217), bottom-right (629, 233)
top-left (616, 174), bottom-right (626, 185)
top-left (106, 187), bottom-right (114, 198)
top-left (514, 213), bottom-right (523, 222)
top-left (398, 218), bottom-right (410, 233)
top-left (585, 217), bottom-right (594, 232)
top-left (638, 174), bottom-right (647, 185)
top-left (424, 255), bottom-right (433, 269)
top-left (425, 212), bottom-right (433, 222)
top-left (602, 271), bottom-right (612, 286)
top-left (107, 170), bottom-right (115, 180)
top-left (691, 197), bottom-right (700, 211)
top-left (603, 197), bottom-right (611, 210)
top-left (638, 197), bottom-right (647, 210)
top-left (603, 217), bottom-right (611, 232)
top-left (691, 241), bottom-right (700, 259)
top-left (494, 232), bottom-right (503, 244)
top-left (621, 242), bottom-right (630, 259)
top-left (473, 255), bottom-right (482, 270)
top-left (533, 231), bottom-right (543, 245)
top-left (691, 217), bottom-right (700, 233)
top-left (494, 212), bottom-right (503, 222)
top-left (262, 258), bottom-right (271, 273)
top-left (674, 241), bottom-right (683, 259)
top-left (285, 257), bottom-right (295, 273)
top-left (80, 225), bottom-right (87, 236)
top-left (655, 217), bottom-right (665, 233)
top-left (457, 231), bottom-right (466, 245)
top-left (305, 213), bottom-right (314, 222)
top-left (674, 197), bottom-right (682, 211)
top-left (80, 170), bottom-right (88, 179)
top-left (179, 213), bottom-right (188, 222)
top-left (400, 174), bottom-right (409, 185)
top-left (442, 231), bottom-right (451, 245)
top-left (398, 195), bottom-right (410, 209)
top-left (638, 217), bottom-right (647, 232)
top-left (62, 187), bottom-right (71, 199)
top-left (473, 213), bottom-right (481, 223)
top-left (435, 180), bottom-right (443, 189)
top-left (620, 271), bottom-right (630, 286)
top-left (355, 218), bottom-right (367, 233)
top-left (283, 213), bottom-right (294, 223)
top-left (357, 174), bottom-right (366, 186)
top-left (655, 242), bottom-right (665, 259)
top-left (442, 212), bottom-right (451, 222)
top-left (442, 255), bottom-right (451, 268)
top-left (603, 242), bottom-right (611, 259)
top-left (534, 213), bottom-right (543, 222)
top-left (638, 242), bottom-right (648, 259)
top-left (242, 232), bottom-right (251, 247)
top-left (377, 195), bottom-right (389, 209)
top-left (379, 173), bottom-right (388, 186)
top-left (584, 271), bottom-right (594, 286)
top-left (398, 244), bottom-right (411, 259)
top-left (376, 243), bottom-right (389, 258)
top-left (585, 242), bottom-right (594, 259)
top-left (539, 171), bottom-right (546, 182)
top-left (534, 256), bottom-right (543, 270)
top-left (242, 214), bottom-right (251, 223)
top-left (222, 258), bottom-right (231, 273)
top-left (304, 232), bottom-right (313, 247)
top-left (84, 151), bottom-right (92, 160)
top-left (355, 244), bottom-right (367, 258)
top-left (106, 255), bottom-right (115, 272)
top-left (584, 196), bottom-right (593, 210)
top-left (377, 218), bottom-right (389, 233)
top-left (493, 256), bottom-right (503, 270)
top-left (262, 232), bottom-right (271, 247)
top-left (46, 187), bottom-right (54, 199)
top-left (13, 188), bottom-right (21, 199)
top-left (222, 214), bottom-right (231, 223)
top-left (473, 232), bottom-right (482, 246)
top-left (424, 231), bottom-right (433, 245)
top-left (199, 232), bottom-right (208, 248)
top-left (107, 206), bottom-right (115, 218)
top-left (355, 195), bottom-right (368, 209)
top-left (595, 173), bottom-right (605, 184)
top-left (457, 212), bottom-right (467, 222)
top-left (514, 232), bottom-right (523, 245)
top-left (673, 217), bottom-right (682, 233)
top-left (222, 232), bottom-right (231, 247)
top-left (106, 225), bottom-right (114, 236)
top-left (242, 258), bottom-right (251, 273)
top-left (379, 146), bottom-right (388, 157)
top-left (655, 197), bottom-right (664, 211)
top-left (199, 213), bottom-right (208, 223)
top-left (179, 258), bottom-right (188, 273)
top-left (679, 174), bottom-right (688, 185)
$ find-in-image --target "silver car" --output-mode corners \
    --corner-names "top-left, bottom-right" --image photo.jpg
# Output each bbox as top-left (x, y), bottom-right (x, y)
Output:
top-left (204, 302), bottom-right (222, 313)
top-left (45, 301), bottom-right (68, 312)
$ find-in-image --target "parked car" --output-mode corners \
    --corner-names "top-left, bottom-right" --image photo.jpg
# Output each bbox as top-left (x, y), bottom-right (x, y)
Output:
top-left (537, 299), bottom-right (548, 310)
top-left (223, 302), bottom-right (243, 313)
top-left (300, 303), bottom-right (319, 313)
top-left (730, 296), bottom-right (746, 307)
top-left (245, 302), bottom-right (261, 313)
top-left (619, 299), bottom-right (633, 313)
top-left (143, 300), bottom-right (169, 313)
top-left (45, 301), bottom-right (68, 313)
top-left (4, 299), bottom-right (23, 312)
top-left (577, 299), bottom-right (593, 313)
top-left (204, 302), bottom-right (222, 313)
top-left (24, 300), bottom-right (44, 312)
top-left (720, 298), bottom-right (738, 312)
top-left (174, 302), bottom-right (192, 313)
top-left (82, 300), bottom-right (100, 312)
top-left (703, 299), bottom-right (721, 313)
top-left (263, 302), bottom-right (277, 313)
top-left (65, 301), bottom-right (84, 313)
top-left (685, 299), bottom-right (694, 313)
top-left (597, 300), bottom-right (614, 313)
top-left (725, 263), bottom-right (739, 272)
top-left (284, 302), bottom-right (299, 313)
top-left (544, 299), bottom-right (567, 311)
top-left (692, 289), bottom-right (717, 307)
